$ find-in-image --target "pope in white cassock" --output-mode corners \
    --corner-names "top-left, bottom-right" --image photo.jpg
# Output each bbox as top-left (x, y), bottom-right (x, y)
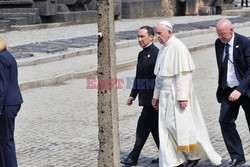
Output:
top-left (152, 21), bottom-right (222, 167)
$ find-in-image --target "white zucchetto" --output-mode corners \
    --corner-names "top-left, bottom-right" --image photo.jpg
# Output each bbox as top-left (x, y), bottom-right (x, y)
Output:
top-left (158, 20), bottom-right (173, 29)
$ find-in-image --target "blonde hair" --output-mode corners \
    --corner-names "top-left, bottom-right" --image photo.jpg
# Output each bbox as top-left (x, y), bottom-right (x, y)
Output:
top-left (0, 36), bottom-right (7, 52)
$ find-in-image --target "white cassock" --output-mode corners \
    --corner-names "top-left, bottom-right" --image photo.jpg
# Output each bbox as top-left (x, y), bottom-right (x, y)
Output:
top-left (153, 35), bottom-right (222, 167)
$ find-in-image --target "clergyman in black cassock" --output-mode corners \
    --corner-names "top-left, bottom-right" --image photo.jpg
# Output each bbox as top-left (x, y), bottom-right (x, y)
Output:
top-left (121, 26), bottom-right (159, 166)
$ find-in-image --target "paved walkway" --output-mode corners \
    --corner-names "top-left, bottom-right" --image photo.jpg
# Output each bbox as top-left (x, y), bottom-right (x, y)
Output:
top-left (16, 26), bottom-right (250, 84)
top-left (1, 13), bottom-right (248, 167)
top-left (16, 46), bottom-right (249, 167)
top-left (2, 15), bottom-right (250, 90)
top-left (1, 15), bottom-right (235, 47)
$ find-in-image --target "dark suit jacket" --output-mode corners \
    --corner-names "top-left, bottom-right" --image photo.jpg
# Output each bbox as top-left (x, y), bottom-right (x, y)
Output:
top-left (215, 33), bottom-right (250, 103)
top-left (0, 49), bottom-right (23, 109)
top-left (130, 43), bottom-right (159, 106)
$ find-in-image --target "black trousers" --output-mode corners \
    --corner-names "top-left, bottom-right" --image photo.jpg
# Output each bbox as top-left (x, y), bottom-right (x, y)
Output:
top-left (128, 106), bottom-right (159, 161)
top-left (0, 105), bottom-right (21, 167)
top-left (241, 0), bottom-right (248, 7)
top-left (219, 87), bottom-right (250, 161)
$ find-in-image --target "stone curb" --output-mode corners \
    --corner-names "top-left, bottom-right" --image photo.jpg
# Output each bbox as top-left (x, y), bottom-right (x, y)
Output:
top-left (18, 42), bottom-right (214, 91)
top-left (19, 59), bottom-right (138, 91)
top-left (17, 22), bottom-right (250, 68)
top-left (222, 8), bottom-right (250, 17)
top-left (18, 36), bottom-right (250, 91)
top-left (11, 22), bottom-right (73, 31)
top-left (18, 22), bottom-right (250, 91)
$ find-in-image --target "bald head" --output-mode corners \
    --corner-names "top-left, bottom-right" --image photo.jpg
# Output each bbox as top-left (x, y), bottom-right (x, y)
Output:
top-left (216, 19), bottom-right (233, 30)
top-left (216, 19), bottom-right (234, 43)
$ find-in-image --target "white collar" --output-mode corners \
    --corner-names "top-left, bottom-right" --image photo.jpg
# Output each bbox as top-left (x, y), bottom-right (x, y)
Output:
top-left (143, 42), bottom-right (153, 49)
top-left (228, 32), bottom-right (235, 46)
top-left (164, 35), bottom-right (175, 47)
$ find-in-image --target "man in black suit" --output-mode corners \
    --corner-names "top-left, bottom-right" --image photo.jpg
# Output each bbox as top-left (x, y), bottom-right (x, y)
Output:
top-left (0, 41), bottom-right (23, 167)
top-left (121, 26), bottom-right (159, 166)
top-left (215, 19), bottom-right (250, 167)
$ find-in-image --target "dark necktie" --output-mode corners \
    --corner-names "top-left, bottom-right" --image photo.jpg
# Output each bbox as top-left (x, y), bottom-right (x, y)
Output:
top-left (221, 43), bottom-right (229, 89)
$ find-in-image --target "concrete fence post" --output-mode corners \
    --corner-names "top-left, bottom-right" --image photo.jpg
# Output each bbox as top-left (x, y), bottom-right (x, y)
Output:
top-left (96, 0), bottom-right (120, 166)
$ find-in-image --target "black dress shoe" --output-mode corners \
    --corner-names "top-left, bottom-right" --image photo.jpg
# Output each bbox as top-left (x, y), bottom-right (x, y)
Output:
top-left (185, 159), bottom-right (200, 167)
top-left (151, 158), bottom-right (159, 164)
top-left (227, 159), bottom-right (246, 167)
top-left (121, 157), bottom-right (137, 166)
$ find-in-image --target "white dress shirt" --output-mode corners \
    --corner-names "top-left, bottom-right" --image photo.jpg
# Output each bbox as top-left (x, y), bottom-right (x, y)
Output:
top-left (223, 33), bottom-right (239, 87)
